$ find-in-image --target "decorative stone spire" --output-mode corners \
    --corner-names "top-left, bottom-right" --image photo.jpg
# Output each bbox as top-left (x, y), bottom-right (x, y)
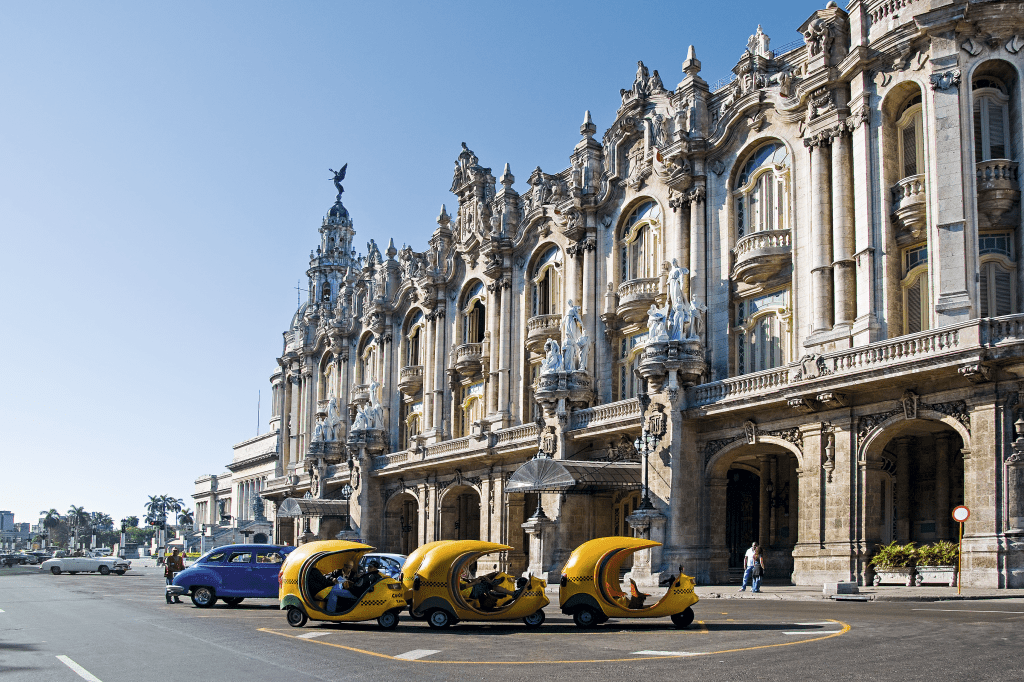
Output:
top-left (580, 110), bottom-right (596, 139)
top-left (682, 45), bottom-right (701, 78)
top-left (500, 162), bottom-right (515, 190)
top-left (437, 204), bottom-right (451, 229)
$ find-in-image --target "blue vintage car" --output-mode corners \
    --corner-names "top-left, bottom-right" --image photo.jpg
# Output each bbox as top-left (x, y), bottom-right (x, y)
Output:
top-left (169, 544), bottom-right (294, 607)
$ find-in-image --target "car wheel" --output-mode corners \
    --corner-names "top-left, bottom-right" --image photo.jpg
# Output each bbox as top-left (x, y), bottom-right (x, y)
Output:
top-left (426, 609), bottom-right (451, 629)
top-left (408, 607), bottom-right (427, 621)
top-left (115, 570), bottom-right (125, 575)
top-left (223, 597), bottom-right (244, 607)
top-left (573, 606), bottom-right (598, 628)
top-left (523, 610), bottom-right (545, 628)
top-left (671, 607), bottom-right (695, 629)
top-left (50, 566), bottom-right (61, 575)
top-left (191, 586), bottom-right (217, 608)
top-left (99, 565), bottom-right (110, 575)
top-left (286, 607), bottom-right (307, 628)
top-left (377, 610), bottom-right (399, 630)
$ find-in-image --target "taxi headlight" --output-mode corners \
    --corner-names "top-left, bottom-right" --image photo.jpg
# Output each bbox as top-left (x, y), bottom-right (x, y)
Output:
top-left (387, 583), bottom-right (402, 591)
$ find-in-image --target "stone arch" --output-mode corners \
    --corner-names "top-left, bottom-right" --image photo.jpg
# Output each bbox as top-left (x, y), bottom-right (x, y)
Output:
top-left (383, 491), bottom-right (419, 555)
top-left (860, 409), bottom-right (971, 463)
top-left (705, 435), bottom-right (805, 479)
top-left (438, 484), bottom-right (481, 541)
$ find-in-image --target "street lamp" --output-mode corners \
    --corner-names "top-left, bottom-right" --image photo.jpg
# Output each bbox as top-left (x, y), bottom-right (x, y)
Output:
top-left (634, 393), bottom-right (664, 511)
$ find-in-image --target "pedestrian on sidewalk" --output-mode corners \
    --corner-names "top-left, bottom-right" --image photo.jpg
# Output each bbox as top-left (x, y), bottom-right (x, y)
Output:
top-left (750, 547), bottom-right (765, 593)
top-left (164, 548), bottom-right (184, 604)
top-left (739, 541), bottom-right (759, 591)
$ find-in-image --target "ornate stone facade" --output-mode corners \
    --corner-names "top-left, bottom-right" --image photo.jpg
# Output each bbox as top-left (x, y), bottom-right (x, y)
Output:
top-left (197, 1), bottom-right (1024, 588)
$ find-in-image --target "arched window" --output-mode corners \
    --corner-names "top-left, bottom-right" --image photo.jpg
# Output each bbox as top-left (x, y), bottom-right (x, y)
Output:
top-left (619, 201), bottom-right (661, 281)
top-left (531, 246), bottom-right (562, 316)
top-left (405, 310), bottom-right (424, 366)
top-left (358, 336), bottom-right (376, 384)
top-left (733, 290), bottom-right (790, 374)
top-left (897, 95), bottom-right (924, 180)
top-left (979, 233), bottom-right (1016, 317)
top-left (401, 401), bottom-right (422, 449)
top-left (462, 282), bottom-right (486, 344)
top-left (973, 77), bottom-right (1011, 162)
top-left (902, 245), bottom-right (929, 333)
top-left (458, 383), bottom-right (484, 437)
top-left (734, 142), bottom-right (789, 238)
top-left (321, 282), bottom-right (331, 302)
top-left (618, 332), bottom-right (647, 401)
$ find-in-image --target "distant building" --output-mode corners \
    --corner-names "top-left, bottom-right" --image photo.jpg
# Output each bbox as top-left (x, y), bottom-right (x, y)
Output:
top-left (195, 1), bottom-right (1024, 588)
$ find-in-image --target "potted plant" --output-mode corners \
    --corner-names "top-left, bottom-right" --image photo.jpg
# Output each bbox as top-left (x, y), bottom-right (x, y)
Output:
top-left (870, 541), bottom-right (918, 586)
top-left (915, 541), bottom-right (958, 586)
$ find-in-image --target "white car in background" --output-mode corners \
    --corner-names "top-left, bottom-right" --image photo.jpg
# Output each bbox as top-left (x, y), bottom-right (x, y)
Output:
top-left (41, 554), bottom-right (131, 575)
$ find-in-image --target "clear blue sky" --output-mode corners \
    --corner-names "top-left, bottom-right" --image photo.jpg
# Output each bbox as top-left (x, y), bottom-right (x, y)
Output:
top-left (0, 0), bottom-right (823, 526)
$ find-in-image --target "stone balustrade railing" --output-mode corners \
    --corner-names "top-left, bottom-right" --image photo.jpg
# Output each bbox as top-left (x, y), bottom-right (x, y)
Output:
top-left (828, 324), bottom-right (965, 374)
top-left (455, 342), bottom-right (483, 361)
top-left (526, 314), bottom-right (562, 334)
top-left (617, 277), bottom-right (660, 299)
top-left (569, 397), bottom-right (641, 430)
top-left (400, 365), bottom-right (424, 380)
top-left (733, 229), bottom-right (791, 257)
top-left (976, 159), bottom-right (1019, 184)
top-left (691, 367), bottom-right (790, 407)
top-left (983, 314), bottom-right (1024, 345)
top-left (868, 0), bottom-right (916, 30)
top-left (372, 451), bottom-right (409, 471)
top-left (890, 173), bottom-right (926, 209)
top-left (494, 422), bottom-right (539, 446)
top-left (425, 436), bottom-right (473, 459)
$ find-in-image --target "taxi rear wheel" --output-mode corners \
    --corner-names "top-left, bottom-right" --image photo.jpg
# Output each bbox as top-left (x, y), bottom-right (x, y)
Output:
top-left (50, 566), bottom-right (61, 575)
top-left (191, 586), bottom-right (217, 608)
top-left (99, 566), bottom-right (110, 575)
top-left (573, 606), bottom-right (598, 628)
top-left (671, 607), bottom-right (695, 629)
top-left (377, 610), bottom-right (400, 630)
top-left (523, 610), bottom-right (545, 628)
top-left (286, 607), bottom-right (308, 628)
top-left (426, 609), bottom-right (452, 629)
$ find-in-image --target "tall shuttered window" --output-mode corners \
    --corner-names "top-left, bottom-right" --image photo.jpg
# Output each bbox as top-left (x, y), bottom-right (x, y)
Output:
top-left (978, 232), bottom-right (1015, 317)
top-left (897, 97), bottom-right (924, 181)
top-left (902, 245), bottom-right (929, 333)
top-left (733, 290), bottom-right (790, 374)
top-left (973, 81), bottom-right (1011, 162)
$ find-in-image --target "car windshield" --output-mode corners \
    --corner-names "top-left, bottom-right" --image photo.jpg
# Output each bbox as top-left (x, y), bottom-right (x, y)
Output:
top-left (200, 551), bottom-right (226, 563)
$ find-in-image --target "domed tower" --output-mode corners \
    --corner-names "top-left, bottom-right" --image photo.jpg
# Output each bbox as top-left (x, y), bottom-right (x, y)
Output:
top-left (306, 165), bottom-right (361, 322)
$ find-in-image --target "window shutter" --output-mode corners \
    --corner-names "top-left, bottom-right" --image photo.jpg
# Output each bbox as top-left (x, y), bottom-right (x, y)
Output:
top-left (980, 268), bottom-right (990, 317)
top-left (902, 123), bottom-right (918, 177)
top-left (990, 102), bottom-right (1006, 160)
top-left (907, 279), bottom-right (922, 333)
top-left (974, 99), bottom-right (985, 163)
top-left (995, 267), bottom-right (1013, 316)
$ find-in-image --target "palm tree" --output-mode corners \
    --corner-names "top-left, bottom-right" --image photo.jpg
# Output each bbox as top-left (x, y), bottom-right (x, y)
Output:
top-left (90, 512), bottom-right (113, 531)
top-left (177, 508), bottom-right (194, 526)
top-left (124, 515), bottom-right (139, 528)
top-left (40, 509), bottom-right (61, 549)
top-left (67, 506), bottom-right (89, 547)
top-left (144, 495), bottom-right (165, 523)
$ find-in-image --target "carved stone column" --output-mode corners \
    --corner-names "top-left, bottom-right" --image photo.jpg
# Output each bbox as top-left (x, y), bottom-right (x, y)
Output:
top-left (807, 136), bottom-right (834, 333)
top-left (831, 126), bottom-right (856, 328)
top-left (521, 511), bottom-right (555, 581)
top-left (626, 508), bottom-right (667, 588)
top-left (497, 277), bottom-right (512, 418)
top-left (935, 434), bottom-right (951, 540)
top-left (580, 237), bottom-right (596, 376)
top-left (486, 282), bottom-right (500, 415)
top-left (281, 371), bottom-right (293, 467)
top-left (433, 309), bottom-right (446, 433)
top-left (422, 314), bottom-right (434, 430)
top-left (895, 437), bottom-right (912, 542)
top-left (688, 187), bottom-right (705, 305)
top-left (758, 454), bottom-right (771, 549)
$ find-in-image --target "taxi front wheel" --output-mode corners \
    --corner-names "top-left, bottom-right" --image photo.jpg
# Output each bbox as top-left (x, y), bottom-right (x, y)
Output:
top-left (671, 607), bottom-right (694, 629)
top-left (377, 610), bottom-right (400, 630)
top-left (573, 607), bottom-right (598, 628)
top-left (286, 607), bottom-right (308, 628)
top-left (523, 610), bottom-right (545, 628)
top-left (426, 609), bottom-right (452, 629)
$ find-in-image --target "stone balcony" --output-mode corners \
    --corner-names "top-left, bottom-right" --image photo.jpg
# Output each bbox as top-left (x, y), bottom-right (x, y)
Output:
top-left (453, 342), bottom-right (483, 376)
top-left (350, 383), bottom-right (370, 405)
top-left (616, 277), bottom-right (661, 324)
top-left (891, 174), bottom-right (927, 243)
top-left (976, 159), bottom-right (1020, 226)
top-left (398, 365), bottom-right (423, 396)
top-left (731, 229), bottom-right (791, 284)
top-left (526, 314), bottom-right (561, 353)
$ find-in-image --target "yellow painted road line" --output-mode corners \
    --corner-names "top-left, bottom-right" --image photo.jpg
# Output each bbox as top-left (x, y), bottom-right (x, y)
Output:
top-left (255, 619), bottom-right (851, 665)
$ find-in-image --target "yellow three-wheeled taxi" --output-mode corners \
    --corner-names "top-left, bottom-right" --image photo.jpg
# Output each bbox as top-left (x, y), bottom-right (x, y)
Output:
top-left (404, 540), bottom-right (549, 629)
top-left (278, 540), bottom-right (407, 629)
top-left (559, 537), bottom-right (698, 628)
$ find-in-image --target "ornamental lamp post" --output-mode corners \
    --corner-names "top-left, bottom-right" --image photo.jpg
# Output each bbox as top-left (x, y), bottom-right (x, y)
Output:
top-left (633, 393), bottom-right (664, 511)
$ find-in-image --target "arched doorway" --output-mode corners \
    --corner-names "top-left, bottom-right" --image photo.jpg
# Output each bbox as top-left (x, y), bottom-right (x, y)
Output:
top-left (383, 493), bottom-right (419, 555)
top-left (726, 469), bottom-right (760, 569)
top-left (439, 485), bottom-right (481, 540)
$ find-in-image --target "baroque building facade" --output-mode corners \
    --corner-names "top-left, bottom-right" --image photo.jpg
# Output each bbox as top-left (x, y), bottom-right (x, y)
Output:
top-left (196, 0), bottom-right (1024, 588)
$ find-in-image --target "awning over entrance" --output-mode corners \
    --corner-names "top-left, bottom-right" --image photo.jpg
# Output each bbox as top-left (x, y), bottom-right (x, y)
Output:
top-left (276, 498), bottom-right (350, 518)
top-left (505, 458), bottom-right (642, 494)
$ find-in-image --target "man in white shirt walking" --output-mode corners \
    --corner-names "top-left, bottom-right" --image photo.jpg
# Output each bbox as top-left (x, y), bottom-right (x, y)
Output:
top-left (738, 541), bottom-right (759, 591)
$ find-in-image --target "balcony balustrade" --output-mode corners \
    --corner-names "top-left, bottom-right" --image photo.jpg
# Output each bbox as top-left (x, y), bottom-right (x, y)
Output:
top-left (976, 159), bottom-right (1020, 226)
top-left (526, 314), bottom-right (561, 353)
top-left (616, 277), bottom-right (661, 324)
top-left (731, 229), bottom-right (792, 284)
top-left (398, 365), bottom-right (423, 395)
top-left (891, 174), bottom-right (927, 242)
top-left (453, 342), bottom-right (484, 376)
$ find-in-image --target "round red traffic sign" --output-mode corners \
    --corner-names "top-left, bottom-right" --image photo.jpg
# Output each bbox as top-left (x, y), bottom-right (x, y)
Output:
top-left (952, 505), bottom-right (970, 523)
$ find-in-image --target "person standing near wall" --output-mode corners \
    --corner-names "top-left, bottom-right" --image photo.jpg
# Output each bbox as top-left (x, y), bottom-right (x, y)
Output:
top-left (738, 541), bottom-right (759, 592)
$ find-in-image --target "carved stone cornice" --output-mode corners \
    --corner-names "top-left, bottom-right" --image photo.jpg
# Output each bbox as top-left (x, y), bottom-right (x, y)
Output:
top-left (803, 130), bottom-right (833, 149)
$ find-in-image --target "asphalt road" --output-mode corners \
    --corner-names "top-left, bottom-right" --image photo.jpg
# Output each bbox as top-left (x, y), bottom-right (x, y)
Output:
top-left (2, 563), bottom-right (1023, 681)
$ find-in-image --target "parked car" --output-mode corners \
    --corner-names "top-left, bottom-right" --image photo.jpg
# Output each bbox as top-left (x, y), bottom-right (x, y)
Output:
top-left (359, 552), bottom-right (406, 580)
top-left (0, 554), bottom-right (22, 568)
top-left (40, 554), bottom-right (131, 575)
top-left (27, 550), bottom-right (53, 562)
top-left (168, 544), bottom-right (294, 607)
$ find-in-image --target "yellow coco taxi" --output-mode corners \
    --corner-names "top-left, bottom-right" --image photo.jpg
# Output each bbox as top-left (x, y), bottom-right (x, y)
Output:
top-left (278, 540), bottom-right (406, 629)
top-left (399, 540), bottom-right (447, 616)
top-left (559, 536), bottom-right (698, 628)
top-left (405, 540), bottom-right (549, 629)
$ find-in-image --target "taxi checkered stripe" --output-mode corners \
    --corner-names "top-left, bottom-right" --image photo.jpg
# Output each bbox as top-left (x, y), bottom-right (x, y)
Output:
top-left (360, 599), bottom-right (388, 607)
top-left (419, 580), bottom-right (447, 588)
top-left (566, 576), bottom-right (594, 583)
top-left (672, 587), bottom-right (695, 594)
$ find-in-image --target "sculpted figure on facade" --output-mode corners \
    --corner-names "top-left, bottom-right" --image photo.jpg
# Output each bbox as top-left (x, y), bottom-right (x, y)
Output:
top-left (541, 338), bottom-right (563, 376)
top-left (561, 299), bottom-right (589, 372)
top-left (646, 304), bottom-right (669, 342)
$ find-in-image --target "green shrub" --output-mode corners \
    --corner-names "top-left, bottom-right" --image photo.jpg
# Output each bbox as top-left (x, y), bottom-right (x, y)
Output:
top-left (871, 541), bottom-right (918, 568)
top-left (917, 540), bottom-right (958, 566)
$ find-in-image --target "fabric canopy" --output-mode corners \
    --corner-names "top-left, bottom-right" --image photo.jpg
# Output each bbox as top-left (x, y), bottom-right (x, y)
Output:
top-left (505, 458), bottom-right (642, 494)
top-left (276, 498), bottom-right (350, 518)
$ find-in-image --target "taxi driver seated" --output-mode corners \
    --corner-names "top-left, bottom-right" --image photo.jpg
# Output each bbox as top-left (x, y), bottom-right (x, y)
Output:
top-left (461, 571), bottom-right (522, 611)
top-left (324, 559), bottom-right (382, 613)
